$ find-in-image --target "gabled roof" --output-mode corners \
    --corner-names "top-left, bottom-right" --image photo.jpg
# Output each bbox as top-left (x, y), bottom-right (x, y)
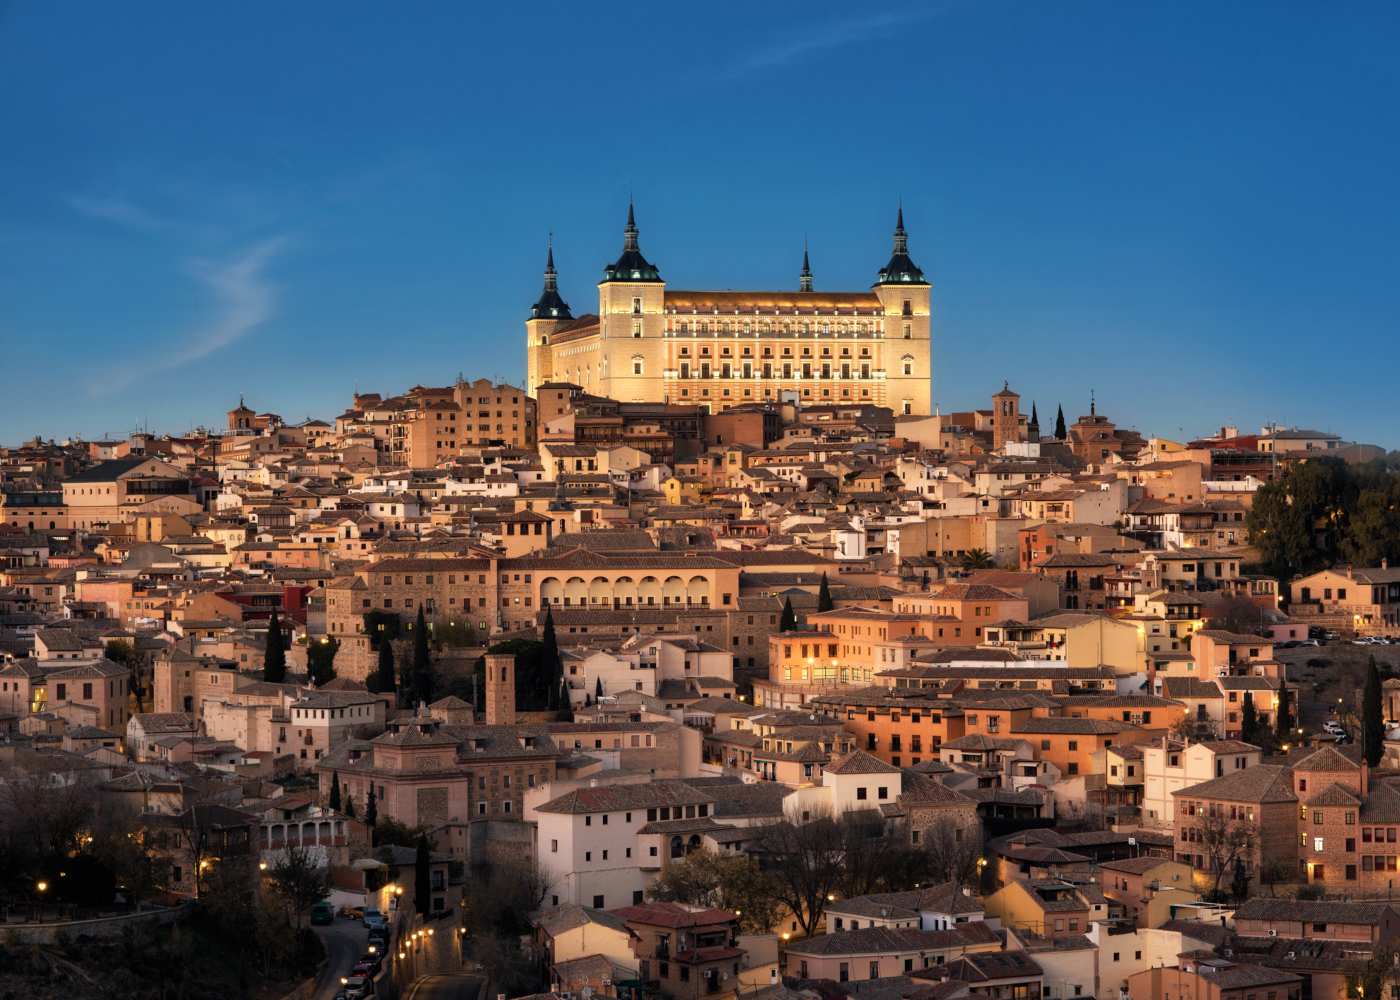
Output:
top-left (1175, 764), bottom-right (1296, 804)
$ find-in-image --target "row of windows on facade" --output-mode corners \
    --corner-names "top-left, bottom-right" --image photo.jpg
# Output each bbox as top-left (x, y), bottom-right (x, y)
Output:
top-left (678, 343), bottom-right (877, 358)
top-left (662, 319), bottom-right (912, 335)
top-left (676, 387), bottom-right (898, 409)
top-left (669, 361), bottom-right (911, 377)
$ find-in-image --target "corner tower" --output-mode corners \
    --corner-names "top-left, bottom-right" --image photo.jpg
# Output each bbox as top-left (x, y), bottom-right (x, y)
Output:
top-left (597, 201), bottom-right (665, 402)
top-left (526, 238), bottom-right (573, 396)
top-left (872, 206), bottom-right (933, 416)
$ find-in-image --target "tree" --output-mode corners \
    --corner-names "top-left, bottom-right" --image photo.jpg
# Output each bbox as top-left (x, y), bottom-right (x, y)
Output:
top-left (369, 639), bottom-right (396, 697)
top-left (1364, 655), bottom-right (1385, 767)
top-left (106, 639), bottom-right (145, 713)
top-left (595, 676), bottom-right (604, 700)
top-left (413, 834), bottom-right (431, 916)
top-left (755, 812), bottom-right (845, 937)
top-left (921, 819), bottom-right (984, 896)
top-left (263, 611), bottom-right (287, 683)
top-left (1275, 685), bottom-right (1295, 743)
top-left (1247, 457), bottom-right (1362, 579)
top-left (1054, 404), bottom-right (1067, 440)
top-left (365, 785), bottom-right (378, 831)
top-left (411, 606), bottom-right (434, 705)
top-left (1259, 857), bottom-right (1293, 897)
top-left (817, 572), bottom-right (834, 613)
top-left (779, 597), bottom-right (797, 633)
top-left (961, 549), bottom-right (995, 570)
top-left (1342, 478), bottom-right (1400, 567)
top-left (1231, 857), bottom-right (1251, 901)
top-left (307, 636), bottom-right (338, 687)
top-left (541, 607), bottom-right (563, 710)
top-left (344, 794), bottom-right (356, 819)
top-left (649, 849), bottom-right (781, 934)
top-left (266, 845), bottom-right (331, 930)
top-left (1240, 692), bottom-right (1260, 745)
top-left (1198, 811), bottom-right (1256, 895)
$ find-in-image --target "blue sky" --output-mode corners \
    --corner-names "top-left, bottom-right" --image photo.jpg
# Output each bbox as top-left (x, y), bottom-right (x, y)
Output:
top-left (2, 1), bottom-right (1398, 446)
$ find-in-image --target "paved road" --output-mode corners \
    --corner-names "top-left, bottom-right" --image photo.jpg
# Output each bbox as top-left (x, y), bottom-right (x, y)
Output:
top-left (313, 916), bottom-right (371, 1000)
top-left (404, 974), bottom-right (484, 1000)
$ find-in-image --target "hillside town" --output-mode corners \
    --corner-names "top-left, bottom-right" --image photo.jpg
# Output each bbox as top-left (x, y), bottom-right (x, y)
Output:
top-left (4, 310), bottom-right (1400, 1000)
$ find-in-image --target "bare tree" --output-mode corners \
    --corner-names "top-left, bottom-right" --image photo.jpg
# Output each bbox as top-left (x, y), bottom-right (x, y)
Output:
top-left (266, 845), bottom-right (331, 929)
top-left (1198, 810), bottom-right (1257, 896)
top-left (754, 810), bottom-right (846, 937)
top-left (921, 819), bottom-right (984, 895)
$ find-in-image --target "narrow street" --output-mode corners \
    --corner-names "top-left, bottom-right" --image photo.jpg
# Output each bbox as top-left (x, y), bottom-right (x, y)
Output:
top-left (404, 974), bottom-right (484, 1000)
top-left (312, 916), bottom-right (372, 1000)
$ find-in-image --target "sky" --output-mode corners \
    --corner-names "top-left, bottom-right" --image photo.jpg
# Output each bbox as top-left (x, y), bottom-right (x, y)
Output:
top-left (2, 1), bottom-right (1398, 447)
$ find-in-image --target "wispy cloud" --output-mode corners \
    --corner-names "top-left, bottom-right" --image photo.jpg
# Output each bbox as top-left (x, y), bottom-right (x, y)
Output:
top-left (727, 6), bottom-right (954, 78)
top-left (67, 195), bottom-right (176, 233)
top-left (93, 237), bottom-right (288, 395)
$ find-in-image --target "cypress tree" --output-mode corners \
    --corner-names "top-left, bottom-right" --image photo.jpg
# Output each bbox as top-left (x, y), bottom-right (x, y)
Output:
top-left (779, 597), bottom-right (797, 632)
top-left (414, 834), bottom-right (431, 916)
top-left (1364, 656), bottom-right (1384, 767)
top-left (541, 608), bottom-right (563, 703)
top-left (308, 636), bottom-right (338, 687)
top-left (263, 610), bottom-right (286, 683)
top-left (1240, 692), bottom-right (1259, 744)
top-left (412, 606), bottom-right (434, 705)
top-left (344, 794), bottom-right (356, 819)
top-left (1054, 404), bottom-right (1067, 440)
top-left (328, 772), bottom-right (342, 811)
top-left (365, 785), bottom-right (378, 829)
top-left (370, 640), bottom-right (396, 697)
top-left (1274, 685), bottom-right (1294, 743)
top-left (595, 676), bottom-right (604, 699)
top-left (817, 572), bottom-right (834, 613)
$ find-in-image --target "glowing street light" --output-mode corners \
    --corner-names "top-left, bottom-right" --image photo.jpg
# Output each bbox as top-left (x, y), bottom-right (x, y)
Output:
top-left (36, 881), bottom-right (48, 894)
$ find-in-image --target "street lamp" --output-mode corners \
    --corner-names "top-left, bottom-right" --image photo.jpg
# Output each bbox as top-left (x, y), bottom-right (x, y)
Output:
top-left (36, 881), bottom-right (48, 894)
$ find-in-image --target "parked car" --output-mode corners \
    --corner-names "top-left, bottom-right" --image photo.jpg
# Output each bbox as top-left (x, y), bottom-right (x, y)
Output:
top-left (339, 905), bottom-right (365, 921)
top-left (362, 907), bottom-right (385, 930)
top-left (346, 976), bottom-right (374, 999)
top-left (311, 901), bottom-right (335, 926)
top-left (1323, 721), bottom-right (1346, 735)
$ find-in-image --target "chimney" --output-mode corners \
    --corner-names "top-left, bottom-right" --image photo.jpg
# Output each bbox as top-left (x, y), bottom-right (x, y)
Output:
top-left (484, 653), bottom-right (516, 726)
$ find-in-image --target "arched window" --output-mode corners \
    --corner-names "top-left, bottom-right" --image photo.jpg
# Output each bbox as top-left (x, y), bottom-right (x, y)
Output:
top-left (902, 355), bottom-right (914, 376)
top-left (632, 355), bottom-right (645, 376)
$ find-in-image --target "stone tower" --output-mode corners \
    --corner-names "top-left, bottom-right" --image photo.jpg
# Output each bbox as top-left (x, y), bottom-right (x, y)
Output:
top-left (525, 237), bottom-right (573, 396)
top-left (484, 653), bottom-right (516, 726)
top-left (871, 206), bottom-right (933, 417)
top-left (992, 381), bottom-right (1022, 451)
top-left (597, 200), bottom-right (665, 402)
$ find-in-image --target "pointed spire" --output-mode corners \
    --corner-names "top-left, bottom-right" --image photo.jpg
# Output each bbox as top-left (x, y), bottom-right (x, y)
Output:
top-left (1091, 389), bottom-right (1096, 417)
top-left (604, 199), bottom-right (661, 282)
top-left (543, 234), bottom-right (559, 292)
top-left (624, 199), bottom-right (639, 252)
top-left (876, 203), bottom-right (924, 285)
top-left (530, 233), bottom-right (572, 320)
top-left (799, 239), bottom-right (813, 293)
